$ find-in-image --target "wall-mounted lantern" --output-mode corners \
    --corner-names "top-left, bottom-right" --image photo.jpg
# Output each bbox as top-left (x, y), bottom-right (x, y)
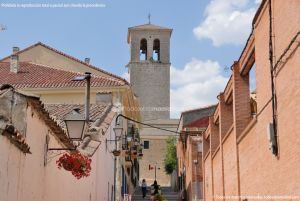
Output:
top-left (44, 72), bottom-right (92, 166)
top-left (44, 109), bottom-right (86, 166)
top-left (64, 110), bottom-right (86, 141)
top-left (113, 124), bottom-right (123, 139)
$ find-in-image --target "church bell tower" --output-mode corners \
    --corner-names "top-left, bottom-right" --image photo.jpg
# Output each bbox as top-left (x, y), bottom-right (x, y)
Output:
top-left (127, 23), bottom-right (172, 121)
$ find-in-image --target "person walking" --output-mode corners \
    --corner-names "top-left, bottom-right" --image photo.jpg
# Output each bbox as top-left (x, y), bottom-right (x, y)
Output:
top-left (151, 180), bottom-right (160, 195)
top-left (141, 179), bottom-right (147, 199)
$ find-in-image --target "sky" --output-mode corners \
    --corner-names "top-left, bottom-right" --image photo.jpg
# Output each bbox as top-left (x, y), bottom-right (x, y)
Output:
top-left (0, 0), bottom-right (261, 118)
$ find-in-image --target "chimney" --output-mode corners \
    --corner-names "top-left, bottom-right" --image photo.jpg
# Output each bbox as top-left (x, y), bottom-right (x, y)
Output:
top-left (84, 58), bottom-right (90, 64)
top-left (96, 92), bottom-right (112, 104)
top-left (10, 54), bottom-right (19, 73)
top-left (12, 47), bottom-right (19, 54)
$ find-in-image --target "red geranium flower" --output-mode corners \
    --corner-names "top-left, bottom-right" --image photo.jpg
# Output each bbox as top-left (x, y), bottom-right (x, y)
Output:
top-left (56, 152), bottom-right (92, 179)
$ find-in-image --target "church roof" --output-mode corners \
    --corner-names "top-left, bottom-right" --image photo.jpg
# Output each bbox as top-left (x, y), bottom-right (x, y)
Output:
top-left (128, 23), bottom-right (172, 31)
top-left (127, 23), bottom-right (172, 43)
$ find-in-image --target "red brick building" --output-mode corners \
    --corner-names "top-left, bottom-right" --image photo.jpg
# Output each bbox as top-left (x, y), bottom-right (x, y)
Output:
top-left (177, 106), bottom-right (216, 201)
top-left (203, 1), bottom-right (300, 200)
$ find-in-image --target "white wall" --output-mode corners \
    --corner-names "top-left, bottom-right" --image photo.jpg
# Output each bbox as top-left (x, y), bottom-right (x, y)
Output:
top-left (0, 105), bottom-right (115, 201)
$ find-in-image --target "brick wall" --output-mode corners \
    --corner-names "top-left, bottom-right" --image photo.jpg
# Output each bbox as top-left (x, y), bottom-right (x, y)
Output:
top-left (203, 1), bottom-right (300, 200)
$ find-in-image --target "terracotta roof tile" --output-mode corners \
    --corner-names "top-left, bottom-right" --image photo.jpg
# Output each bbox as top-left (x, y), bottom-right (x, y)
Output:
top-left (0, 62), bottom-right (126, 89)
top-left (181, 105), bottom-right (216, 128)
top-left (44, 103), bottom-right (112, 130)
top-left (128, 23), bottom-right (172, 31)
top-left (0, 42), bottom-right (129, 84)
top-left (181, 105), bottom-right (216, 115)
top-left (183, 116), bottom-right (209, 129)
top-left (0, 86), bottom-right (73, 148)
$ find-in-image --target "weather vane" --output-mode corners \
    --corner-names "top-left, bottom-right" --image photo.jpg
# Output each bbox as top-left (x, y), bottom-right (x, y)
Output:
top-left (148, 13), bottom-right (151, 24)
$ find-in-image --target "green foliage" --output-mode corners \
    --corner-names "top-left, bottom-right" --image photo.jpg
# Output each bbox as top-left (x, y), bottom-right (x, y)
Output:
top-left (164, 136), bottom-right (177, 175)
top-left (154, 193), bottom-right (163, 200)
top-left (154, 193), bottom-right (168, 201)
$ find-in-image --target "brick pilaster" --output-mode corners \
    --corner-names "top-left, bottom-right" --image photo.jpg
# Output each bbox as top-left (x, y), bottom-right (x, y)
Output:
top-left (218, 93), bottom-right (233, 200)
top-left (232, 62), bottom-right (251, 137)
top-left (232, 61), bottom-right (251, 199)
top-left (209, 116), bottom-right (220, 154)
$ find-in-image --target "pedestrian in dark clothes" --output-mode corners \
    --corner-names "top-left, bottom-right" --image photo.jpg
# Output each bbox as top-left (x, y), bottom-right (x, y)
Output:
top-left (141, 179), bottom-right (147, 199)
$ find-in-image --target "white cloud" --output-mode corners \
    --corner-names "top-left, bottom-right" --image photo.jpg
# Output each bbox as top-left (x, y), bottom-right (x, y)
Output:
top-left (193, 0), bottom-right (257, 46)
top-left (170, 58), bottom-right (228, 118)
top-left (255, 0), bottom-right (262, 4)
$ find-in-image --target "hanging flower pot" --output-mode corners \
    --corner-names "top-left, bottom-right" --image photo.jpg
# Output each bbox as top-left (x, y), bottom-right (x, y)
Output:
top-left (112, 150), bottom-right (121, 157)
top-left (137, 152), bottom-right (143, 160)
top-left (56, 152), bottom-right (92, 179)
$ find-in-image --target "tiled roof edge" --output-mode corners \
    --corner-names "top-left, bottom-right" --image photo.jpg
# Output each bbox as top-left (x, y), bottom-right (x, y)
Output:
top-left (181, 104), bottom-right (217, 115)
top-left (0, 42), bottom-right (129, 85)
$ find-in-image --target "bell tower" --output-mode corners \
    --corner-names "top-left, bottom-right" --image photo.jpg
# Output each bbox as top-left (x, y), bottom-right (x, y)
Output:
top-left (127, 23), bottom-right (172, 120)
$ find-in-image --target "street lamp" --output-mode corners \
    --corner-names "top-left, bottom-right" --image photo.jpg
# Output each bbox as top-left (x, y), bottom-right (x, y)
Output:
top-left (105, 114), bottom-right (125, 201)
top-left (64, 109), bottom-right (86, 141)
top-left (46, 109), bottom-right (86, 151)
top-left (113, 124), bottom-right (123, 139)
top-left (44, 109), bottom-right (86, 166)
top-left (44, 72), bottom-right (92, 166)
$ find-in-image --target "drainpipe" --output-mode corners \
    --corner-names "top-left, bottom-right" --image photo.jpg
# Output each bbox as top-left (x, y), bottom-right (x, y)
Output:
top-left (268, 0), bottom-right (278, 156)
top-left (114, 149), bottom-right (117, 201)
top-left (85, 72), bottom-right (91, 123)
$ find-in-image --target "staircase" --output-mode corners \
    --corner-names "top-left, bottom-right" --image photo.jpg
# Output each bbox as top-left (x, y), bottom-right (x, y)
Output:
top-left (132, 187), bottom-right (178, 201)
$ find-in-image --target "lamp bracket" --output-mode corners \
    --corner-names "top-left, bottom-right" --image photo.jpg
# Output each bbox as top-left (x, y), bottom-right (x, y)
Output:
top-left (44, 135), bottom-right (77, 166)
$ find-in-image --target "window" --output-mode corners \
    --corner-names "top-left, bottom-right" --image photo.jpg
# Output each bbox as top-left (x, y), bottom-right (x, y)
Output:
top-left (153, 39), bottom-right (160, 61)
top-left (249, 62), bottom-right (257, 115)
top-left (143, 140), bottom-right (149, 149)
top-left (249, 62), bottom-right (256, 93)
top-left (140, 38), bottom-right (147, 61)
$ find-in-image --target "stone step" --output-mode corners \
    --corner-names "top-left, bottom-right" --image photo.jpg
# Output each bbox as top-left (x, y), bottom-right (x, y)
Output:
top-left (132, 187), bottom-right (178, 201)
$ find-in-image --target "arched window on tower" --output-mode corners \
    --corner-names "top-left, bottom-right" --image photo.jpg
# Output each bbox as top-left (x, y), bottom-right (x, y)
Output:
top-left (140, 38), bottom-right (147, 61)
top-left (153, 39), bottom-right (160, 61)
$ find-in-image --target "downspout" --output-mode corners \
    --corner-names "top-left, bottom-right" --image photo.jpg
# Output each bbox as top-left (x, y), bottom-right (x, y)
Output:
top-left (268, 0), bottom-right (278, 156)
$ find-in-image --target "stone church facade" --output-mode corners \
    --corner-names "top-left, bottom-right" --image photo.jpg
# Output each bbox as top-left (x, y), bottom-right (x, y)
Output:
top-left (127, 23), bottom-right (179, 186)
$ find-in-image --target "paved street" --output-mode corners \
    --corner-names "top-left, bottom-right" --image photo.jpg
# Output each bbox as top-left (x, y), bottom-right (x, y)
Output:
top-left (132, 187), bottom-right (178, 201)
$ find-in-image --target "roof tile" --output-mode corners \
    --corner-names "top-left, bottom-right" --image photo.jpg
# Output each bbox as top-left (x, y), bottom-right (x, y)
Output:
top-left (44, 103), bottom-right (112, 131)
top-left (0, 62), bottom-right (126, 89)
top-left (0, 42), bottom-right (129, 84)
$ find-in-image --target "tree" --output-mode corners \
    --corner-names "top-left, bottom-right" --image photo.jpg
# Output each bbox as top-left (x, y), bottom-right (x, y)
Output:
top-left (164, 136), bottom-right (177, 174)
